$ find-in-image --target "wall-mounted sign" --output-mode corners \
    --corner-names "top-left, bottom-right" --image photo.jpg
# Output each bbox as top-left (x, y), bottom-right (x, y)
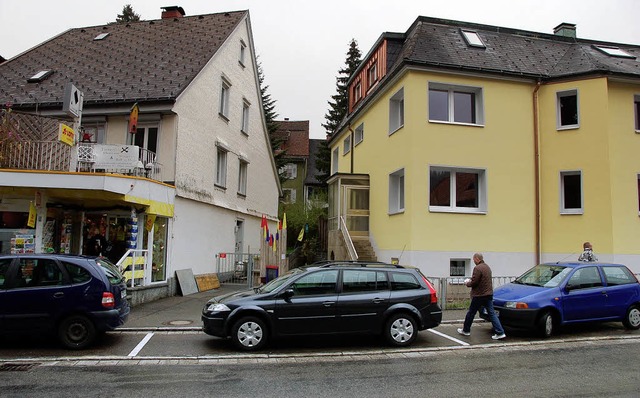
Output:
top-left (62, 83), bottom-right (84, 118)
top-left (58, 123), bottom-right (75, 146)
top-left (93, 145), bottom-right (139, 169)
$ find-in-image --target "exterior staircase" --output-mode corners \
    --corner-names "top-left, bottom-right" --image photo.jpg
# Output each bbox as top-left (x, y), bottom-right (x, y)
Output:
top-left (352, 237), bottom-right (377, 262)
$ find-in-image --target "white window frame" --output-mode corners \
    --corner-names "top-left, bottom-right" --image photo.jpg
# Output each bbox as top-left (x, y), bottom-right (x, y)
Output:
top-left (428, 82), bottom-right (485, 126)
top-left (282, 188), bottom-right (297, 204)
top-left (429, 166), bottom-right (487, 214)
top-left (241, 99), bottom-right (250, 134)
top-left (239, 40), bottom-right (247, 66)
top-left (279, 163), bottom-right (297, 180)
top-left (560, 170), bottom-right (583, 214)
top-left (343, 135), bottom-right (351, 155)
top-left (354, 123), bottom-right (364, 145)
top-left (389, 88), bottom-right (404, 134)
top-left (449, 259), bottom-right (469, 281)
top-left (331, 147), bottom-right (339, 175)
top-left (215, 147), bottom-right (228, 188)
top-left (219, 77), bottom-right (231, 120)
top-left (368, 63), bottom-right (378, 87)
top-left (389, 168), bottom-right (405, 214)
top-left (354, 82), bottom-right (362, 102)
top-left (556, 89), bottom-right (579, 130)
top-left (238, 159), bottom-right (248, 196)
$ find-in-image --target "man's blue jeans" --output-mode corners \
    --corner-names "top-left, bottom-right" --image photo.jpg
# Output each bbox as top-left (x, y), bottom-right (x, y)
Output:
top-left (462, 295), bottom-right (504, 334)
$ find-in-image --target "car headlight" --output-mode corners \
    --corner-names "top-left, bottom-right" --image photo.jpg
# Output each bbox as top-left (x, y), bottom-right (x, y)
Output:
top-left (206, 303), bottom-right (230, 312)
top-left (505, 301), bottom-right (529, 309)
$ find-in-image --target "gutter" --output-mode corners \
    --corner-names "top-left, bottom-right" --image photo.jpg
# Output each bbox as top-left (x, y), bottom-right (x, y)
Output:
top-left (533, 80), bottom-right (542, 264)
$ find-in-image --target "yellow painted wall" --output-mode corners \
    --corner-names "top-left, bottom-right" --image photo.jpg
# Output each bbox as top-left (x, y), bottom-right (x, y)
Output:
top-left (538, 78), bottom-right (614, 254)
top-left (334, 70), bottom-right (536, 254)
top-left (607, 81), bottom-right (640, 254)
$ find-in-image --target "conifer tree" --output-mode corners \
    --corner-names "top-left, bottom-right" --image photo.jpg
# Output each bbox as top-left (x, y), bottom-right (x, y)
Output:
top-left (317, 39), bottom-right (362, 181)
top-left (258, 60), bottom-right (287, 181)
top-left (116, 4), bottom-right (141, 23)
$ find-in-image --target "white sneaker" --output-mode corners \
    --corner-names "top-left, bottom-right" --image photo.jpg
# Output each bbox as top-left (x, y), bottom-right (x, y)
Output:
top-left (491, 333), bottom-right (506, 340)
top-left (457, 328), bottom-right (470, 336)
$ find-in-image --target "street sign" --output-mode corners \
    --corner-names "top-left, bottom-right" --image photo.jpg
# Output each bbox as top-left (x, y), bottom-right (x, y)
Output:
top-left (62, 83), bottom-right (84, 117)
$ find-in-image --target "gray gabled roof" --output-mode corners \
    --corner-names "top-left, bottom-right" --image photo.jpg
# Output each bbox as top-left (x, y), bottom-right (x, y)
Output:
top-left (0, 10), bottom-right (247, 111)
top-left (388, 16), bottom-right (640, 81)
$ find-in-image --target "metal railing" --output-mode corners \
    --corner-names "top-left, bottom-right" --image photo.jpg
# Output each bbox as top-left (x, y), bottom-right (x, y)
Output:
top-left (339, 216), bottom-right (358, 261)
top-left (0, 140), bottom-right (163, 182)
top-left (117, 249), bottom-right (150, 288)
top-left (427, 276), bottom-right (517, 310)
top-left (215, 252), bottom-right (259, 287)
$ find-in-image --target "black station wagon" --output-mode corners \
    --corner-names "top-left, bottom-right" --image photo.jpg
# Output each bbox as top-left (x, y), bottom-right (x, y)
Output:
top-left (202, 262), bottom-right (442, 351)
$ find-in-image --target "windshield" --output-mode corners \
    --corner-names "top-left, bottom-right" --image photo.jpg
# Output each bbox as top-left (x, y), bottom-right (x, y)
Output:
top-left (514, 265), bottom-right (571, 288)
top-left (95, 257), bottom-right (125, 285)
top-left (258, 267), bottom-right (306, 293)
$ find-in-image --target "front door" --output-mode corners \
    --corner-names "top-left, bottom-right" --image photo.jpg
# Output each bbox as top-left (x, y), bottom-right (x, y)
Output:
top-left (343, 186), bottom-right (369, 237)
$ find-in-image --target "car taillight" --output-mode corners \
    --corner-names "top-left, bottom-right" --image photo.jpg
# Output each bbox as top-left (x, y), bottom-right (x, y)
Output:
top-left (421, 275), bottom-right (438, 304)
top-left (102, 292), bottom-right (115, 309)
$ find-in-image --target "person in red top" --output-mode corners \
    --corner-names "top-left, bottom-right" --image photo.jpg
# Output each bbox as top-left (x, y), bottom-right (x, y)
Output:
top-left (457, 253), bottom-right (506, 340)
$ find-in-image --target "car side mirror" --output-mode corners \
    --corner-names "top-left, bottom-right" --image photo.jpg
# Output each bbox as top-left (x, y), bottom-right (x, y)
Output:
top-left (282, 288), bottom-right (294, 301)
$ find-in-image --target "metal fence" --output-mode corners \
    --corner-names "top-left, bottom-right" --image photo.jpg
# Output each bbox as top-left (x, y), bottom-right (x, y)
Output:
top-left (428, 276), bottom-right (517, 310)
top-left (215, 252), bottom-right (259, 286)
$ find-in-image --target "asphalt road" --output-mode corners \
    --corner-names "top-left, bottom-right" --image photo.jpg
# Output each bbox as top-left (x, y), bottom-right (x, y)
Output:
top-left (0, 337), bottom-right (638, 398)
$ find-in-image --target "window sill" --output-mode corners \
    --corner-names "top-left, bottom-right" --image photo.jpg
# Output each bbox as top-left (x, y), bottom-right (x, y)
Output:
top-left (238, 61), bottom-right (245, 68)
top-left (388, 209), bottom-right (405, 216)
top-left (343, 150), bottom-right (351, 156)
top-left (237, 192), bottom-right (247, 199)
top-left (429, 207), bottom-right (487, 215)
top-left (388, 125), bottom-right (404, 136)
top-left (214, 183), bottom-right (227, 191)
top-left (557, 125), bottom-right (579, 131)
top-left (241, 129), bottom-right (249, 137)
top-left (428, 120), bottom-right (485, 128)
top-left (560, 210), bottom-right (583, 215)
top-left (218, 113), bottom-right (230, 123)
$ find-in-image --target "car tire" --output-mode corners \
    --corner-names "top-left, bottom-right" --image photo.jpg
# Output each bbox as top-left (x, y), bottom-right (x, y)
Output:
top-left (231, 316), bottom-right (268, 351)
top-left (58, 315), bottom-right (96, 350)
top-left (384, 313), bottom-right (417, 347)
top-left (537, 311), bottom-right (554, 338)
top-left (622, 305), bottom-right (640, 330)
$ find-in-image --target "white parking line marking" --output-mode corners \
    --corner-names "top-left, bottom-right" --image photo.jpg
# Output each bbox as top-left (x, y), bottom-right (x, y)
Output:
top-left (128, 332), bottom-right (155, 357)
top-left (428, 328), bottom-right (470, 346)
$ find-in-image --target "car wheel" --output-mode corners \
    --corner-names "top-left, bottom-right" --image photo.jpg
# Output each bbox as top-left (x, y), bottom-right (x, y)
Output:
top-left (622, 305), bottom-right (640, 330)
top-left (385, 313), bottom-right (417, 347)
top-left (537, 311), bottom-right (554, 338)
top-left (231, 316), bottom-right (268, 351)
top-left (58, 315), bottom-right (96, 350)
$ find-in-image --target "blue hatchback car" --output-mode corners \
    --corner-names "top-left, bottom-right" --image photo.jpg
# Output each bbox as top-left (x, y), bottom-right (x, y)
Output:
top-left (490, 262), bottom-right (640, 337)
top-left (0, 254), bottom-right (130, 349)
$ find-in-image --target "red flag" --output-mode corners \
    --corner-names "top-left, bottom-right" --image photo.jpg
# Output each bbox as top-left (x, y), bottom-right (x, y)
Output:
top-left (269, 234), bottom-right (274, 247)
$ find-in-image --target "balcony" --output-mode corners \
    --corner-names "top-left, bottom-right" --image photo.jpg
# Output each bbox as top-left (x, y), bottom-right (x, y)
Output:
top-left (0, 140), bottom-right (163, 181)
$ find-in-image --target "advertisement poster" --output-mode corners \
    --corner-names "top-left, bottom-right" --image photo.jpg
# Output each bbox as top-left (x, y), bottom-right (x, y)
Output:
top-left (11, 234), bottom-right (35, 254)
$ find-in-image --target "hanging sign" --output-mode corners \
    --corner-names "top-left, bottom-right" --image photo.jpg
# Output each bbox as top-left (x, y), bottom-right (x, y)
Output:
top-left (58, 123), bottom-right (75, 146)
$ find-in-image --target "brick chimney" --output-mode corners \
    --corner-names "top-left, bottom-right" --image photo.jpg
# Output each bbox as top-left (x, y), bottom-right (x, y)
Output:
top-left (553, 23), bottom-right (576, 38)
top-left (161, 6), bottom-right (186, 19)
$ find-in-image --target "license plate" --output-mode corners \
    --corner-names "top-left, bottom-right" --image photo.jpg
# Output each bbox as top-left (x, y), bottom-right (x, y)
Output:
top-left (121, 289), bottom-right (127, 299)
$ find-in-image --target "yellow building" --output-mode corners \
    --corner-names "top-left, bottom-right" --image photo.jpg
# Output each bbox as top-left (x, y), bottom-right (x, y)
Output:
top-left (327, 18), bottom-right (640, 276)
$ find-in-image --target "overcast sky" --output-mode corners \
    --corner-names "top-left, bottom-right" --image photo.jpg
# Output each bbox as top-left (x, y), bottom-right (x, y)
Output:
top-left (1, 0), bottom-right (639, 138)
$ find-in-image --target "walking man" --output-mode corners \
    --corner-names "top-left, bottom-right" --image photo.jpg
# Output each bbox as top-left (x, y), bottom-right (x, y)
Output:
top-left (457, 253), bottom-right (506, 340)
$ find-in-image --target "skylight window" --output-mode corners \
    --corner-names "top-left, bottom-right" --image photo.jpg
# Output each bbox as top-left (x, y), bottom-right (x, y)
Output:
top-left (461, 29), bottom-right (485, 48)
top-left (93, 32), bottom-right (110, 41)
top-left (593, 45), bottom-right (635, 59)
top-left (27, 70), bottom-right (53, 83)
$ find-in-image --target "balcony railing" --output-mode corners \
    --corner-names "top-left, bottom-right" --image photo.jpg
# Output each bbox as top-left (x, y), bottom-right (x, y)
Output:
top-left (0, 140), bottom-right (163, 181)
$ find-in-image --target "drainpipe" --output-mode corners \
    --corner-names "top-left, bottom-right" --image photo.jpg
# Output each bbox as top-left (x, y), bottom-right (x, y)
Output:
top-left (347, 124), bottom-right (355, 173)
top-left (533, 80), bottom-right (542, 265)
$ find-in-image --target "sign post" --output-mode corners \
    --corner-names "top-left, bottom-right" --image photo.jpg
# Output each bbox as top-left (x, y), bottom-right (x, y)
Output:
top-left (62, 83), bottom-right (84, 171)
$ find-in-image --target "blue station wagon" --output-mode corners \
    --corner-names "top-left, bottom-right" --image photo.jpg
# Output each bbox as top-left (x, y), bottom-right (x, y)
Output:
top-left (0, 254), bottom-right (130, 349)
top-left (490, 262), bottom-right (640, 337)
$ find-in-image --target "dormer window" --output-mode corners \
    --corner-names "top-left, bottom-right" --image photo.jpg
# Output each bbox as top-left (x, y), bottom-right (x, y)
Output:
top-left (27, 70), bottom-right (53, 83)
top-left (593, 45), bottom-right (635, 59)
top-left (368, 63), bottom-right (378, 87)
top-left (93, 33), bottom-right (110, 41)
top-left (461, 29), bottom-right (485, 48)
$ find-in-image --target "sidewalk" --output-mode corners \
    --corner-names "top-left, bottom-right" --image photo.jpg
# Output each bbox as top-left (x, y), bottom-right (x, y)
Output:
top-left (121, 284), bottom-right (468, 331)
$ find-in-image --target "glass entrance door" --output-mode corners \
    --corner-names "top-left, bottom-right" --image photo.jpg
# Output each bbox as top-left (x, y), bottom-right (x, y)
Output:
top-left (343, 187), bottom-right (369, 236)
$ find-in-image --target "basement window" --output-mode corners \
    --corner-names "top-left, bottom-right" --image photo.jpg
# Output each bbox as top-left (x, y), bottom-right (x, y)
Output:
top-left (27, 70), bottom-right (53, 83)
top-left (461, 30), bottom-right (486, 48)
top-left (593, 45), bottom-right (635, 59)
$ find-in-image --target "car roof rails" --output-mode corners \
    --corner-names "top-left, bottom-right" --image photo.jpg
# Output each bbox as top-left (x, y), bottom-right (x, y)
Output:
top-left (318, 261), bottom-right (404, 269)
